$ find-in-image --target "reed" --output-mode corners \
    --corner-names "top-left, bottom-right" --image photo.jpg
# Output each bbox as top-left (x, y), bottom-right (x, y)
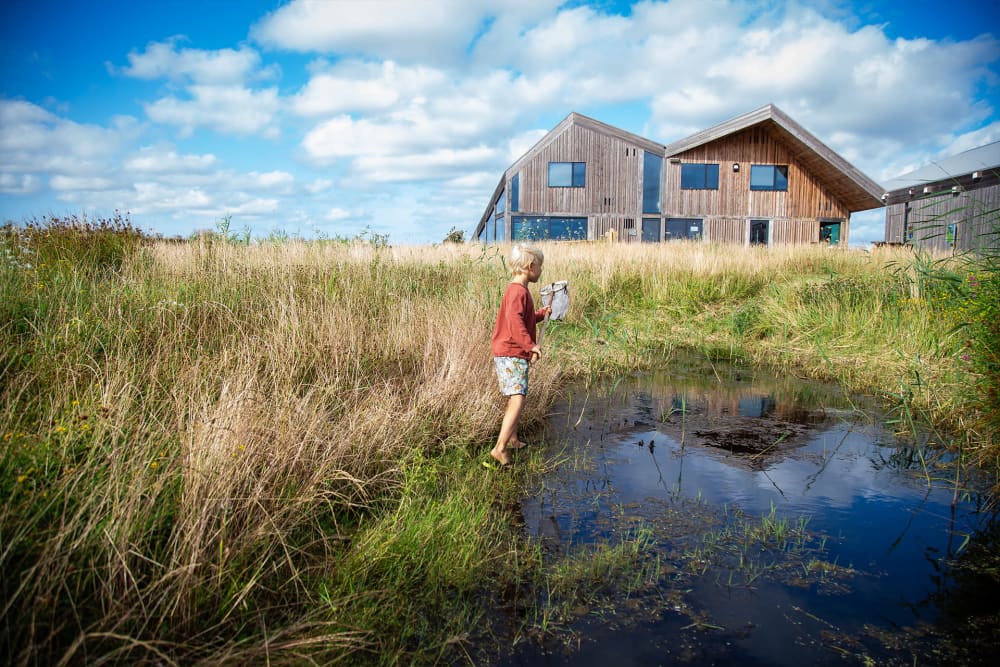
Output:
top-left (1, 219), bottom-right (992, 664)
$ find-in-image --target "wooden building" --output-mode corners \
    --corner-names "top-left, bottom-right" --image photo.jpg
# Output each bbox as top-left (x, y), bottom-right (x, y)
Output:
top-left (882, 141), bottom-right (1000, 253)
top-left (475, 104), bottom-right (883, 246)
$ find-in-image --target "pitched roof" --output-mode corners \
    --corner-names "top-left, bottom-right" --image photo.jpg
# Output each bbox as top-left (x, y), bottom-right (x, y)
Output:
top-left (663, 104), bottom-right (884, 212)
top-left (508, 111), bottom-right (665, 174)
top-left (882, 140), bottom-right (1000, 192)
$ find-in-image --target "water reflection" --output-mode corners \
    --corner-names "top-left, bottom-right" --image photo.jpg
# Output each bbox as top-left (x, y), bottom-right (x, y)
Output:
top-left (503, 357), bottom-right (996, 666)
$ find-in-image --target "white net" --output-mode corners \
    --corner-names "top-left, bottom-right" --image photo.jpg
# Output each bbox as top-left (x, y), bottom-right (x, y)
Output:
top-left (539, 281), bottom-right (570, 320)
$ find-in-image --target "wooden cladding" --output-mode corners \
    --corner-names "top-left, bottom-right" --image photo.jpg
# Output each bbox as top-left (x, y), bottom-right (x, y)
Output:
top-left (516, 124), bottom-right (642, 216)
top-left (704, 218), bottom-right (747, 244)
top-left (476, 109), bottom-right (880, 246)
top-left (884, 184), bottom-right (1000, 253)
top-left (592, 214), bottom-right (642, 244)
top-left (664, 126), bottom-right (849, 221)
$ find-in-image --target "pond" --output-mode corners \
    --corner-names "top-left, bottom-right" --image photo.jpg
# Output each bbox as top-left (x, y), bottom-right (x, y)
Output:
top-left (492, 356), bottom-right (999, 666)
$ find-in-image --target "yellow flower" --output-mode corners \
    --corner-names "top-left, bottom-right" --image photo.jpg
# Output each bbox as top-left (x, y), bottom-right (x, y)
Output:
top-left (150, 461), bottom-right (159, 469)
top-left (17, 475), bottom-right (27, 484)
top-left (54, 426), bottom-right (66, 434)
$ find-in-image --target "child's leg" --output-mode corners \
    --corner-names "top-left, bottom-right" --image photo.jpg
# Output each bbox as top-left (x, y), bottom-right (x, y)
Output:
top-left (491, 394), bottom-right (525, 465)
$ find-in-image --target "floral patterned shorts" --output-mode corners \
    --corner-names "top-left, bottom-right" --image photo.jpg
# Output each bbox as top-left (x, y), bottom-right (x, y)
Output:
top-left (494, 356), bottom-right (529, 396)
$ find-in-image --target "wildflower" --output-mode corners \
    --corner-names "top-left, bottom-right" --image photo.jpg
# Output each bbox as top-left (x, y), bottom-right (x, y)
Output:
top-left (17, 474), bottom-right (27, 484)
top-left (150, 461), bottom-right (159, 469)
top-left (54, 426), bottom-right (66, 433)
top-left (3, 433), bottom-right (11, 441)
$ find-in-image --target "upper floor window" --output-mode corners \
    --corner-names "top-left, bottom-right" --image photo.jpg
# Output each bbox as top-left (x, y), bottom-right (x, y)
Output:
top-left (548, 162), bottom-right (586, 188)
top-left (511, 173), bottom-right (519, 212)
top-left (495, 188), bottom-right (506, 215)
top-left (643, 152), bottom-right (663, 213)
top-left (680, 163), bottom-right (719, 190)
top-left (750, 165), bottom-right (788, 191)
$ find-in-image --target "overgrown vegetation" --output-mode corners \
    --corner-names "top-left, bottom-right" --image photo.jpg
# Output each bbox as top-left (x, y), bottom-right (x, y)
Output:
top-left (1, 214), bottom-right (997, 664)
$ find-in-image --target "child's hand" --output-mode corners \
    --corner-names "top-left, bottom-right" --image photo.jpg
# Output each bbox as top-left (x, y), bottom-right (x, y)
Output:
top-left (542, 306), bottom-right (552, 319)
top-left (530, 346), bottom-right (542, 363)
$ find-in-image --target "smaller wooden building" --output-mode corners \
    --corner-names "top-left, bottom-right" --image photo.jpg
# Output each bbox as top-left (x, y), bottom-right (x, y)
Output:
top-left (475, 104), bottom-right (884, 246)
top-left (882, 141), bottom-right (1000, 253)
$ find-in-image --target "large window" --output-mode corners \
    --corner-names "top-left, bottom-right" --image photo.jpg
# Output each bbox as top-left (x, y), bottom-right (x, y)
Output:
top-left (510, 173), bottom-right (519, 212)
top-left (548, 162), bottom-right (586, 188)
top-left (750, 165), bottom-right (788, 191)
top-left (680, 163), bottom-right (719, 190)
top-left (511, 216), bottom-right (587, 241)
top-left (643, 152), bottom-right (662, 213)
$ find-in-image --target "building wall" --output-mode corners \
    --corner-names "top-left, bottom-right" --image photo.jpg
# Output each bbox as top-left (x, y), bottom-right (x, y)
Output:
top-left (884, 182), bottom-right (1000, 253)
top-left (515, 123), bottom-right (644, 226)
top-left (663, 126), bottom-right (850, 244)
top-left (496, 122), bottom-right (856, 245)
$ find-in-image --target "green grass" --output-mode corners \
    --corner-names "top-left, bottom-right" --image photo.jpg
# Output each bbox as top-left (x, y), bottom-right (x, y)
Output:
top-left (1, 217), bottom-right (997, 664)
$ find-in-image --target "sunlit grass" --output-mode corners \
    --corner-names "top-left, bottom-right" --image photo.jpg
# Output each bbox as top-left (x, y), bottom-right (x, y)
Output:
top-left (1, 219), bottom-right (993, 664)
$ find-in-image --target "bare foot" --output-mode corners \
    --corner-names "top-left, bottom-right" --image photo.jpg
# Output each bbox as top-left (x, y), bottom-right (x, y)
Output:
top-left (490, 445), bottom-right (512, 465)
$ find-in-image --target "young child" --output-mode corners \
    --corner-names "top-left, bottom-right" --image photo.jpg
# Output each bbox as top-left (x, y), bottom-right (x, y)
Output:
top-left (490, 244), bottom-right (551, 465)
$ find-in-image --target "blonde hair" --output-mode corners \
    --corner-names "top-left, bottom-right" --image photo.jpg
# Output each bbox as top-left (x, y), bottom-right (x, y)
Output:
top-left (509, 244), bottom-right (543, 274)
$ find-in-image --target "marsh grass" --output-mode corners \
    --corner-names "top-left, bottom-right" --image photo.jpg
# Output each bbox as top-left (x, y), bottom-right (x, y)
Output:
top-left (1, 219), bottom-right (993, 664)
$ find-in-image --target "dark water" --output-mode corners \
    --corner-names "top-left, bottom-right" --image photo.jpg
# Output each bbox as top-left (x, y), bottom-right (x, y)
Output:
top-left (497, 357), bottom-right (999, 666)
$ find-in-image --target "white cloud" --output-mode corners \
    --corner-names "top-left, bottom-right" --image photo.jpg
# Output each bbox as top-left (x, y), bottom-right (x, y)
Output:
top-left (251, 0), bottom-right (492, 65)
top-left (353, 145), bottom-right (499, 182)
top-left (305, 178), bottom-right (333, 194)
top-left (119, 37), bottom-right (270, 84)
top-left (0, 173), bottom-right (41, 195)
top-left (50, 175), bottom-right (116, 191)
top-left (248, 171), bottom-right (294, 189)
top-left (325, 207), bottom-right (351, 221)
top-left (0, 99), bottom-right (125, 171)
top-left (289, 60), bottom-right (445, 117)
top-left (125, 146), bottom-right (218, 173)
top-left (116, 40), bottom-right (281, 137)
top-left (144, 84), bottom-right (280, 136)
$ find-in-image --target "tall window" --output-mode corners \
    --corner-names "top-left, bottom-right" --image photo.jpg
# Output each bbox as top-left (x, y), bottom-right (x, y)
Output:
top-left (548, 162), bottom-right (586, 188)
top-left (510, 173), bottom-right (519, 212)
top-left (643, 152), bottom-right (662, 213)
top-left (680, 163), bottom-right (719, 190)
top-left (750, 165), bottom-right (788, 191)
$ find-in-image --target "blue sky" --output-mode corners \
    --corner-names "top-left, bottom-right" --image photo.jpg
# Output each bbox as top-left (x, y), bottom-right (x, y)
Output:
top-left (2, 0), bottom-right (998, 245)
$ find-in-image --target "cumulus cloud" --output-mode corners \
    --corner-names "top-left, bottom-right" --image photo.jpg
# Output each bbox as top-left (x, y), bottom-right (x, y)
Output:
top-left (125, 146), bottom-right (218, 173)
top-left (251, 0), bottom-right (492, 65)
top-left (117, 40), bottom-right (281, 137)
top-left (289, 60), bottom-right (445, 117)
top-left (0, 99), bottom-right (125, 172)
top-left (0, 173), bottom-right (41, 195)
top-left (144, 84), bottom-right (280, 137)
top-left (117, 37), bottom-right (272, 84)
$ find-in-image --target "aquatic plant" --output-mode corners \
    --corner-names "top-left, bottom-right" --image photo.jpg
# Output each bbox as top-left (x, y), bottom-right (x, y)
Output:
top-left (1, 224), bottom-right (993, 664)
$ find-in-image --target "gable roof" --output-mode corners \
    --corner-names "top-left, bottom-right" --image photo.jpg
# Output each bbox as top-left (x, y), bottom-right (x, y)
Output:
top-left (882, 140), bottom-right (1000, 192)
top-left (508, 111), bottom-right (665, 174)
top-left (663, 104), bottom-right (884, 212)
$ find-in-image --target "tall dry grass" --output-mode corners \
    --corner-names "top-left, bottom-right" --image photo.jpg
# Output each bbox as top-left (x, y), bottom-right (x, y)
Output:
top-left (1, 238), bottom-right (561, 664)
top-left (1, 228), bottom-right (989, 664)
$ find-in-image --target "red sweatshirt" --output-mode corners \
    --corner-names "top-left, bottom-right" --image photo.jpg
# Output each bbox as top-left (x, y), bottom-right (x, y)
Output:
top-left (491, 282), bottom-right (547, 359)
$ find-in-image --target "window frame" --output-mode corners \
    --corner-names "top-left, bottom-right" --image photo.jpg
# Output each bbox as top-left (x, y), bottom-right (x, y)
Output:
top-left (680, 163), bottom-right (720, 190)
top-left (548, 162), bottom-right (586, 188)
top-left (749, 165), bottom-right (789, 191)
